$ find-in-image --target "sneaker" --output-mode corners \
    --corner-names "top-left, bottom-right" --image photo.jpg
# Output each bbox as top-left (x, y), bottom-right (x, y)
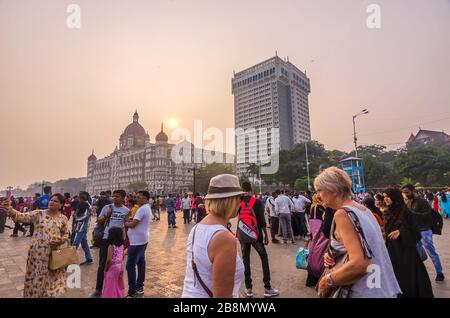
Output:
top-left (136, 287), bottom-right (144, 295)
top-left (80, 259), bottom-right (93, 266)
top-left (10, 234), bottom-right (18, 237)
top-left (172, 225), bottom-right (178, 228)
top-left (126, 293), bottom-right (138, 298)
top-left (244, 288), bottom-right (253, 298)
top-left (90, 290), bottom-right (102, 298)
top-left (26, 234), bottom-right (33, 237)
top-left (168, 225), bottom-right (172, 229)
top-left (291, 240), bottom-right (296, 245)
top-left (272, 239), bottom-right (280, 244)
top-left (436, 273), bottom-right (445, 282)
top-left (264, 287), bottom-right (280, 298)
top-left (283, 240), bottom-right (287, 244)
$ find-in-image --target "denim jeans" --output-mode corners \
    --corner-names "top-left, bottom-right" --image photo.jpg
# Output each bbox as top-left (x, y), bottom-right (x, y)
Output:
top-left (126, 243), bottom-right (148, 294)
top-left (241, 240), bottom-right (271, 290)
top-left (270, 216), bottom-right (279, 240)
top-left (190, 208), bottom-right (196, 223)
top-left (292, 212), bottom-right (308, 237)
top-left (417, 229), bottom-right (443, 275)
top-left (73, 231), bottom-right (93, 262)
top-left (95, 239), bottom-right (108, 291)
top-left (167, 210), bottom-right (176, 226)
top-left (279, 213), bottom-right (294, 241)
top-left (152, 208), bottom-right (160, 219)
top-left (183, 209), bottom-right (190, 223)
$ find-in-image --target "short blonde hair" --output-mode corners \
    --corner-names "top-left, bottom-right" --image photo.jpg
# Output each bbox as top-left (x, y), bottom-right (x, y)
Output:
top-left (205, 195), bottom-right (241, 219)
top-left (314, 167), bottom-right (353, 199)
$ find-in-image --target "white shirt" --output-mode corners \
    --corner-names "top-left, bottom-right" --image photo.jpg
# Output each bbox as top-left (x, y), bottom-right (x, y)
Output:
top-left (182, 197), bottom-right (191, 210)
top-left (292, 195), bottom-right (311, 213)
top-left (265, 196), bottom-right (278, 217)
top-left (127, 203), bottom-right (151, 246)
top-left (274, 194), bottom-right (294, 214)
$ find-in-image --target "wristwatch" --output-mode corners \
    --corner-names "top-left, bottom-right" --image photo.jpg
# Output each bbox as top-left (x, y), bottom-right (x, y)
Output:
top-left (325, 273), bottom-right (336, 288)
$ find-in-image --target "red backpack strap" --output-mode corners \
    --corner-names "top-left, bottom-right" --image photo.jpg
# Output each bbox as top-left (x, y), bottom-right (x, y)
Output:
top-left (247, 196), bottom-right (257, 209)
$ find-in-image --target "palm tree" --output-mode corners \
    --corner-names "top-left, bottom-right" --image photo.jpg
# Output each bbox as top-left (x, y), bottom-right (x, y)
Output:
top-left (246, 163), bottom-right (260, 178)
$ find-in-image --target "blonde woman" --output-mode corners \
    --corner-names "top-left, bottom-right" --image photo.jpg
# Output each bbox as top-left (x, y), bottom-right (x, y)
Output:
top-left (182, 174), bottom-right (244, 298)
top-left (314, 167), bottom-right (401, 298)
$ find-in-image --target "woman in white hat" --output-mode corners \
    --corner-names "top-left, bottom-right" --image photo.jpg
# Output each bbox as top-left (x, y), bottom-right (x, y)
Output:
top-left (182, 174), bottom-right (244, 298)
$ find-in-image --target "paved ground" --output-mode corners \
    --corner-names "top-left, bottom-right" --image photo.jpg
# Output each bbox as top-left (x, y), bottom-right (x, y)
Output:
top-left (1, 211), bottom-right (449, 298)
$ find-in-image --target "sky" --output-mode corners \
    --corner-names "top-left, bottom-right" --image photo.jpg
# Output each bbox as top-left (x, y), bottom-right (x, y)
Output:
top-left (1, 0), bottom-right (449, 189)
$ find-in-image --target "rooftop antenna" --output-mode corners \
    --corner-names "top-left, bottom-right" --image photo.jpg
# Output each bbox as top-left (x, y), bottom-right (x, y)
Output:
top-left (275, 50), bottom-right (278, 57)
top-left (161, 122), bottom-right (164, 132)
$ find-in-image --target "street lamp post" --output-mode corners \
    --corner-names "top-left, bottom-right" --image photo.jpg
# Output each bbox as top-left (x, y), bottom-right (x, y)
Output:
top-left (192, 166), bottom-right (196, 194)
top-left (305, 142), bottom-right (311, 191)
top-left (352, 109), bottom-right (369, 158)
top-left (258, 164), bottom-right (262, 194)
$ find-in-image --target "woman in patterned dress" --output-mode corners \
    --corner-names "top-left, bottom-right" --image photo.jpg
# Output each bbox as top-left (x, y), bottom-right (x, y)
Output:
top-left (3, 193), bottom-right (70, 298)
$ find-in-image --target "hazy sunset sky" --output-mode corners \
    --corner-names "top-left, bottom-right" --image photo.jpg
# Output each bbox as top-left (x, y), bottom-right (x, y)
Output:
top-left (1, 0), bottom-right (449, 189)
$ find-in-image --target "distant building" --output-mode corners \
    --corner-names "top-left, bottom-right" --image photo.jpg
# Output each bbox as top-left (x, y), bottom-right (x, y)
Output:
top-left (232, 55), bottom-right (311, 175)
top-left (406, 129), bottom-right (450, 147)
top-left (86, 111), bottom-right (233, 195)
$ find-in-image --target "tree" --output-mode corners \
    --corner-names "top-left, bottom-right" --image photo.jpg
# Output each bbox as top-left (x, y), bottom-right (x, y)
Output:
top-left (245, 163), bottom-right (260, 179)
top-left (328, 149), bottom-right (348, 166)
top-left (294, 177), bottom-right (309, 192)
top-left (194, 163), bottom-right (234, 194)
top-left (268, 141), bottom-right (332, 187)
top-left (127, 181), bottom-right (148, 194)
top-left (393, 143), bottom-right (450, 186)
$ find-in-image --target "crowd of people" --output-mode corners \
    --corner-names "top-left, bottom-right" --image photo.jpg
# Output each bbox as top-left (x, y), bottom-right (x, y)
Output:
top-left (0, 169), bottom-right (449, 299)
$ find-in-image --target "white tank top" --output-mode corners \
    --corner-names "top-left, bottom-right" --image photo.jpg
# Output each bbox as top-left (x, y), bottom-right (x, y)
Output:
top-left (182, 224), bottom-right (244, 298)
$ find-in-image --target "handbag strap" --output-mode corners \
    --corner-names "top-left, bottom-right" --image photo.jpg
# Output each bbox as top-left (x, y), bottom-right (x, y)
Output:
top-left (191, 225), bottom-right (213, 298)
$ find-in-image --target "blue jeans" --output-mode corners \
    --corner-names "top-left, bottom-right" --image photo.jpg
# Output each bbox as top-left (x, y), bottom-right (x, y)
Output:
top-left (126, 243), bottom-right (148, 294)
top-left (417, 229), bottom-right (443, 275)
top-left (167, 210), bottom-right (176, 226)
top-left (72, 231), bottom-right (92, 261)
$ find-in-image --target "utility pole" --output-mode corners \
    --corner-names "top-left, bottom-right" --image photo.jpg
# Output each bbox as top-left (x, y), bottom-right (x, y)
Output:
top-left (192, 166), bottom-right (196, 194)
top-left (305, 142), bottom-right (311, 191)
top-left (352, 108), bottom-right (369, 159)
top-left (258, 164), bottom-right (262, 194)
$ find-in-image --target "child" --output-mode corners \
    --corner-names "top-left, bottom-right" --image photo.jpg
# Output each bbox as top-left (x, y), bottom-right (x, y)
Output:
top-left (102, 227), bottom-right (126, 298)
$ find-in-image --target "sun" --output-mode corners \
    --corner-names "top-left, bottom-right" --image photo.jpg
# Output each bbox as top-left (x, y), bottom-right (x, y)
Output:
top-left (168, 118), bottom-right (178, 128)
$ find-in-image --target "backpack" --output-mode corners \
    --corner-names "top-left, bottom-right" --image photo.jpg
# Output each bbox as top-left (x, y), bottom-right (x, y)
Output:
top-left (236, 196), bottom-right (259, 243)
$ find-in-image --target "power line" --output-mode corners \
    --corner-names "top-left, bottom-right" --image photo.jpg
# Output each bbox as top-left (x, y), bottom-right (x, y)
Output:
top-left (368, 110), bottom-right (450, 121)
top-left (359, 116), bottom-right (450, 137)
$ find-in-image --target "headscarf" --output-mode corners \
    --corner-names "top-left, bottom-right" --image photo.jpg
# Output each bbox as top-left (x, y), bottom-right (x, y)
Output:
top-left (311, 194), bottom-right (322, 210)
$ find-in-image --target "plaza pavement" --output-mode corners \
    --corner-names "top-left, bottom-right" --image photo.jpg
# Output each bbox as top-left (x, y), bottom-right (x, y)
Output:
top-left (1, 211), bottom-right (449, 298)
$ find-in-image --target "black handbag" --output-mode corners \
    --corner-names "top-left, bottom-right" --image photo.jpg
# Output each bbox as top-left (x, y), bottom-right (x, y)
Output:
top-left (431, 209), bottom-right (443, 235)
